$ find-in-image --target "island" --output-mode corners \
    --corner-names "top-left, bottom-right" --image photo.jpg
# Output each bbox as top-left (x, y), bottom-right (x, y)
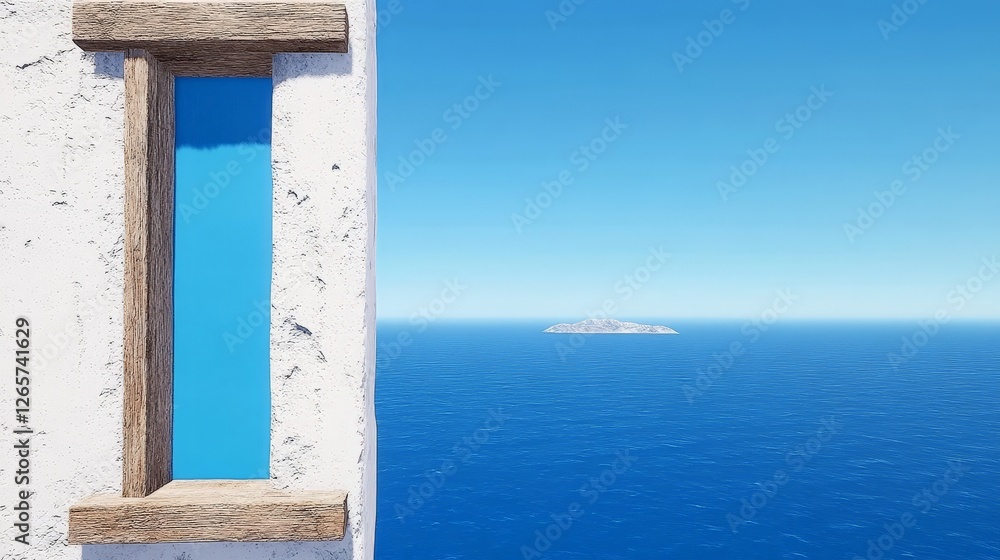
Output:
top-left (543, 319), bottom-right (678, 334)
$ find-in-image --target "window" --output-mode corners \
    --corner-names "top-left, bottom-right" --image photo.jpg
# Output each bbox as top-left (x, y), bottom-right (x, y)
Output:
top-left (67, 1), bottom-right (351, 545)
top-left (173, 77), bottom-right (273, 481)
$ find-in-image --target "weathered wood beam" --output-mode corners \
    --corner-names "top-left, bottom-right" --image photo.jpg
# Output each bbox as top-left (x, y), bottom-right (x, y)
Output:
top-left (69, 481), bottom-right (348, 544)
top-left (72, 1), bottom-right (349, 53)
top-left (122, 49), bottom-right (174, 499)
top-left (73, 1), bottom-right (348, 76)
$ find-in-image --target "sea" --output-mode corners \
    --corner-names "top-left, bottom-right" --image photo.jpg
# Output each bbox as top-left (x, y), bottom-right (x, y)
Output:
top-left (374, 321), bottom-right (999, 560)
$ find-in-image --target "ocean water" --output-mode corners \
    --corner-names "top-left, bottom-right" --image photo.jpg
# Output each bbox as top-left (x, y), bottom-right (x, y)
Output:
top-left (375, 321), bottom-right (1000, 559)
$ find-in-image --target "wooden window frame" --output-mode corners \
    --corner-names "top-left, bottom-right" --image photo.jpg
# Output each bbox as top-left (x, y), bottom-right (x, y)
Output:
top-left (67, 1), bottom-right (349, 545)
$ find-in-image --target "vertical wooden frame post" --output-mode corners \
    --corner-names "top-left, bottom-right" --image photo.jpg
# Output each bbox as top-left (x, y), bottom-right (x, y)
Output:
top-left (122, 49), bottom-right (175, 498)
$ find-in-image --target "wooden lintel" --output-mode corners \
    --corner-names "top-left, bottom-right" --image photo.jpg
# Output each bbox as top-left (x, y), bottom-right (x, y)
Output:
top-left (69, 481), bottom-right (348, 544)
top-left (122, 49), bottom-right (174, 498)
top-left (72, 1), bottom-right (349, 54)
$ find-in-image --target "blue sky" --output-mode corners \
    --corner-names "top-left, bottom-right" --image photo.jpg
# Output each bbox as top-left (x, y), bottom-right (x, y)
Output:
top-left (174, 78), bottom-right (272, 478)
top-left (377, 0), bottom-right (1000, 320)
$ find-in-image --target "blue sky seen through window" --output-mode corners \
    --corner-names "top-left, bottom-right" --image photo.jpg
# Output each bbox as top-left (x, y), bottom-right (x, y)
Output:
top-left (173, 77), bottom-right (273, 479)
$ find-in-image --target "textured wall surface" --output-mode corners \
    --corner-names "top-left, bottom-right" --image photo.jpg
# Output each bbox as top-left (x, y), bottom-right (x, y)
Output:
top-left (0, 0), bottom-right (377, 558)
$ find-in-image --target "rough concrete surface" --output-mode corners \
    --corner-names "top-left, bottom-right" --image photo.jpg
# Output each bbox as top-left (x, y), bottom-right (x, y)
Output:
top-left (0, 1), bottom-right (377, 559)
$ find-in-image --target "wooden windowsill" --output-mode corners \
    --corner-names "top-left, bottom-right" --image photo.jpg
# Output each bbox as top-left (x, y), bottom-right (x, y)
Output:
top-left (68, 480), bottom-right (347, 544)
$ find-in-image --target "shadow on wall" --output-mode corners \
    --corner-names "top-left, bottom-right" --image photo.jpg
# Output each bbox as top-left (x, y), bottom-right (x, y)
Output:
top-left (90, 52), bottom-right (125, 78)
top-left (81, 534), bottom-right (353, 560)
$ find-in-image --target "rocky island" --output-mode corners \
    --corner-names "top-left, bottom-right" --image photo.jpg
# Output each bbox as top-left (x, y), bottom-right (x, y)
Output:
top-left (544, 319), bottom-right (678, 334)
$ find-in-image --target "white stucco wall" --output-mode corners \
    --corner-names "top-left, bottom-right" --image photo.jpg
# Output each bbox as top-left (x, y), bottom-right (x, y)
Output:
top-left (0, 1), bottom-right (377, 559)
